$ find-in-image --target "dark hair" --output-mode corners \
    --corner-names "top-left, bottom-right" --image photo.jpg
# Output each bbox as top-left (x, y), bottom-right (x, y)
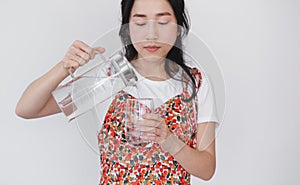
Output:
top-left (119, 0), bottom-right (196, 101)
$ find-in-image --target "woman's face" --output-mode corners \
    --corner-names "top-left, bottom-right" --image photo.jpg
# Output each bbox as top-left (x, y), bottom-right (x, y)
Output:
top-left (129, 0), bottom-right (178, 62)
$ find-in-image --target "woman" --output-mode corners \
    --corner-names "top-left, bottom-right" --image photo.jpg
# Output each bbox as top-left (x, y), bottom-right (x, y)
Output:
top-left (16, 0), bottom-right (218, 184)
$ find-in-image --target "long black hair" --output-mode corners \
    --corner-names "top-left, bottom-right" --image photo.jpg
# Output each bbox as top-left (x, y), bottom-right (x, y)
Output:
top-left (119, 0), bottom-right (196, 101)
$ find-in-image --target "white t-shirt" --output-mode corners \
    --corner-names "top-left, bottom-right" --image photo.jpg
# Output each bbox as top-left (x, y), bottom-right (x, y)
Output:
top-left (95, 67), bottom-right (219, 126)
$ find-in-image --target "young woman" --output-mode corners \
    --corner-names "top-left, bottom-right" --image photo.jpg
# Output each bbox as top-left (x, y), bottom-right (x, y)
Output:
top-left (16, 0), bottom-right (218, 184)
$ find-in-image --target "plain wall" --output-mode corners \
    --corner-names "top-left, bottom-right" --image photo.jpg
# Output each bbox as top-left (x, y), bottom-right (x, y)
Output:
top-left (1, 0), bottom-right (299, 184)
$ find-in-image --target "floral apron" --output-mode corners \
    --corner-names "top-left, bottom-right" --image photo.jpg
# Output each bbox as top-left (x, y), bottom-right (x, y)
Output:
top-left (98, 68), bottom-right (202, 185)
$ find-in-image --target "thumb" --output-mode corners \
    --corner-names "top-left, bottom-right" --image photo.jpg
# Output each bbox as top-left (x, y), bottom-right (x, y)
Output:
top-left (91, 47), bottom-right (106, 59)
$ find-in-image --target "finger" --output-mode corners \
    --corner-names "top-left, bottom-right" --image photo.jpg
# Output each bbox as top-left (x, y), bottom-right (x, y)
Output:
top-left (137, 121), bottom-right (170, 141)
top-left (94, 47), bottom-right (105, 54)
top-left (73, 40), bottom-right (93, 57)
top-left (142, 113), bottom-right (163, 122)
top-left (66, 53), bottom-right (86, 66)
top-left (140, 134), bottom-right (162, 143)
top-left (63, 59), bottom-right (80, 70)
top-left (136, 122), bottom-right (167, 137)
top-left (140, 115), bottom-right (165, 130)
top-left (135, 125), bottom-right (159, 134)
top-left (136, 119), bottom-right (160, 128)
top-left (91, 47), bottom-right (106, 59)
top-left (70, 46), bottom-right (90, 61)
top-left (68, 45), bottom-right (90, 66)
top-left (140, 134), bottom-right (156, 141)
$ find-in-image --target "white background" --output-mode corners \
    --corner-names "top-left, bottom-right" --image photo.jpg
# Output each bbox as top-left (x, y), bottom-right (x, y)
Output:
top-left (1, 0), bottom-right (300, 184)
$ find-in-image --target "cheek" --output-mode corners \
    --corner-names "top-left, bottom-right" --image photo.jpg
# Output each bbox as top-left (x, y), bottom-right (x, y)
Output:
top-left (158, 26), bottom-right (178, 46)
top-left (129, 25), bottom-right (145, 42)
top-left (129, 27), bottom-right (145, 50)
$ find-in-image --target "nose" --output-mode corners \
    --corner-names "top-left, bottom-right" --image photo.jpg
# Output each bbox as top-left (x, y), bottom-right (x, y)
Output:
top-left (145, 20), bottom-right (158, 40)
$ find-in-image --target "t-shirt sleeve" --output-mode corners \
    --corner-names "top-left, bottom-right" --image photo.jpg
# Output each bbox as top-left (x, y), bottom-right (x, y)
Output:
top-left (196, 74), bottom-right (219, 125)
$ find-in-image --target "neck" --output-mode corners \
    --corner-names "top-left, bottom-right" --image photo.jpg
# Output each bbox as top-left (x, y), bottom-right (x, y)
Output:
top-left (131, 57), bottom-right (168, 81)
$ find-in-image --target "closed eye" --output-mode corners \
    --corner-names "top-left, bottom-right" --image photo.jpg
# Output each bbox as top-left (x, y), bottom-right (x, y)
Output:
top-left (158, 22), bottom-right (169, 25)
top-left (135, 23), bottom-right (147, 26)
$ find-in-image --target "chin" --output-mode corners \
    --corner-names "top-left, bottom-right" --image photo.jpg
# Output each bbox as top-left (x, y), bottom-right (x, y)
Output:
top-left (140, 55), bottom-right (165, 63)
top-left (137, 51), bottom-right (166, 61)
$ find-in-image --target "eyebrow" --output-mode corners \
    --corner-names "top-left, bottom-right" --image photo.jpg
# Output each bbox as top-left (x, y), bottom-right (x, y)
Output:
top-left (132, 12), bottom-right (172, 18)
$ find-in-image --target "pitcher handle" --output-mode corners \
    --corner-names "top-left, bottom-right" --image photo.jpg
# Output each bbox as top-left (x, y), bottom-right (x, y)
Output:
top-left (67, 52), bottom-right (107, 79)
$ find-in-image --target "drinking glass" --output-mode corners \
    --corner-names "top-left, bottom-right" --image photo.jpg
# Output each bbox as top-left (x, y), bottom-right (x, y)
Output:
top-left (125, 98), bottom-right (154, 148)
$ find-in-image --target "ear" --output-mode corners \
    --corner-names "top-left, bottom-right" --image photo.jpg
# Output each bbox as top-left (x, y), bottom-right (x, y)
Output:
top-left (177, 26), bottom-right (182, 37)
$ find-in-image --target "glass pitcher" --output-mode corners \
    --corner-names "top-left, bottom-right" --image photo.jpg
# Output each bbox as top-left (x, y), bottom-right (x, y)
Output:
top-left (52, 52), bottom-right (137, 122)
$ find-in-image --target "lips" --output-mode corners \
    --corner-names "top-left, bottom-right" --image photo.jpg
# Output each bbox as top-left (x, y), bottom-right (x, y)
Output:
top-left (144, 45), bottom-right (160, 52)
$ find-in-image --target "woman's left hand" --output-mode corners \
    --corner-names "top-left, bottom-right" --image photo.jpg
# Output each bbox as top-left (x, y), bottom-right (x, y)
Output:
top-left (137, 113), bottom-right (171, 145)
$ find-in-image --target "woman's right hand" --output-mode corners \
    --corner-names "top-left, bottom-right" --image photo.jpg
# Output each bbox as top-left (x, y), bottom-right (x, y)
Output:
top-left (61, 40), bottom-right (105, 74)
top-left (16, 40), bottom-right (105, 119)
